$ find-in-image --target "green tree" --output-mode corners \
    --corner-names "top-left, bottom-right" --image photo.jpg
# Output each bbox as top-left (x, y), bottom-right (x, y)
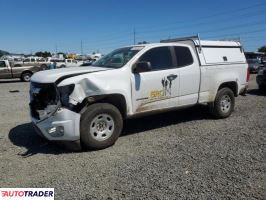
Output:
top-left (138, 41), bottom-right (149, 44)
top-left (35, 51), bottom-right (52, 58)
top-left (0, 50), bottom-right (9, 57)
top-left (258, 46), bottom-right (266, 54)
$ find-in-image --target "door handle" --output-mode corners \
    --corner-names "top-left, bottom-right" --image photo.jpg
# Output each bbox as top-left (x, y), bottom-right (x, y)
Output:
top-left (167, 74), bottom-right (178, 81)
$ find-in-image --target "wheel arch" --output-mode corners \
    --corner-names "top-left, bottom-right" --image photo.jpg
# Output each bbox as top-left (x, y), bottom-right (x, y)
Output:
top-left (80, 93), bottom-right (128, 119)
top-left (20, 70), bottom-right (33, 77)
top-left (217, 81), bottom-right (238, 97)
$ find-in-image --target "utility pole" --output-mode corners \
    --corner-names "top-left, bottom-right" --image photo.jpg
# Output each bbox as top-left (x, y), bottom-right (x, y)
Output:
top-left (133, 28), bottom-right (136, 45)
top-left (55, 44), bottom-right (58, 54)
top-left (80, 40), bottom-right (83, 55)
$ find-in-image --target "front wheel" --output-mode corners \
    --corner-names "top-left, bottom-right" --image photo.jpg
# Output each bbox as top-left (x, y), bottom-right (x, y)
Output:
top-left (80, 103), bottom-right (123, 150)
top-left (209, 87), bottom-right (235, 118)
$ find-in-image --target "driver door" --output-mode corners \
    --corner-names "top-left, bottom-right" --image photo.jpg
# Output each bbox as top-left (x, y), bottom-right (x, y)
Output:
top-left (131, 46), bottom-right (180, 114)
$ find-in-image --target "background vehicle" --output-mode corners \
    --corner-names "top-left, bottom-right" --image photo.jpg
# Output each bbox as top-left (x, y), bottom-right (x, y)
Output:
top-left (29, 36), bottom-right (249, 150)
top-left (247, 59), bottom-right (263, 73)
top-left (80, 60), bottom-right (93, 66)
top-left (50, 59), bottom-right (81, 68)
top-left (256, 64), bottom-right (266, 90)
top-left (0, 60), bottom-right (40, 81)
top-left (15, 57), bottom-right (49, 70)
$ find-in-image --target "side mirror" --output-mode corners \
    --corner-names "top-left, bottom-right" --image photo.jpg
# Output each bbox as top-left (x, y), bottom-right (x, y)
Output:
top-left (133, 61), bottom-right (151, 73)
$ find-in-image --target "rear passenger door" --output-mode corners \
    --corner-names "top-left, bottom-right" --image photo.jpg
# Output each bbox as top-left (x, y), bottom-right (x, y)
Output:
top-left (131, 46), bottom-right (180, 113)
top-left (173, 46), bottom-right (200, 106)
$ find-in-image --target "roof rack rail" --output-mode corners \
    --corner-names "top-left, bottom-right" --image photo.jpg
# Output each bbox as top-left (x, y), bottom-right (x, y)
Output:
top-left (160, 34), bottom-right (202, 53)
top-left (160, 35), bottom-right (198, 43)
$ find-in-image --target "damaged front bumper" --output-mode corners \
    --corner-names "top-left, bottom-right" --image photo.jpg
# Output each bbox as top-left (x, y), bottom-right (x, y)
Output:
top-left (31, 107), bottom-right (81, 141)
top-left (29, 82), bottom-right (81, 141)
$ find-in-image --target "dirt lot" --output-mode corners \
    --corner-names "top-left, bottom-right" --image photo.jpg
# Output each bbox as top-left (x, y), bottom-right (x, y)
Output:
top-left (0, 75), bottom-right (265, 200)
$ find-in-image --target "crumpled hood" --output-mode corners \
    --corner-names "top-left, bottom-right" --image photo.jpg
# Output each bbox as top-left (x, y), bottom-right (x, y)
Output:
top-left (31, 66), bottom-right (110, 83)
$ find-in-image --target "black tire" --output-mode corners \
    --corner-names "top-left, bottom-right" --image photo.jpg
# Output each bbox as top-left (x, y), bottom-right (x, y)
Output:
top-left (209, 87), bottom-right (235, 118)
top-left (60, 65), bottom-right (66, 68)
top-left (258, 85), bottom-right (266, 91)
top-left (80, 103), bottom-right (123, 150)
top-left (20, 72), bottom-right (32, 82)
top-left (40, 64), bottom-right (47, 70)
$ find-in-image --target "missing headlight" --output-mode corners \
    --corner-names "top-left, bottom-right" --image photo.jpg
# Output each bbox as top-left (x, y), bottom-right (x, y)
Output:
top-left (58, 84), bottom-right (75, 107)
top-left (30, 82), bottom-right (59, 120)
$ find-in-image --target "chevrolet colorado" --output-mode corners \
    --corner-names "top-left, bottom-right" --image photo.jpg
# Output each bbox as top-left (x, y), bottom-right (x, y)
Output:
top-left (29, 36), bottom-right (249, 150)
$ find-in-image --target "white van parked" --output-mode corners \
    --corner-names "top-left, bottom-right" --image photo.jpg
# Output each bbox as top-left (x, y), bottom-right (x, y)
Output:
top-left (29, 35), bottom-right (249, 150)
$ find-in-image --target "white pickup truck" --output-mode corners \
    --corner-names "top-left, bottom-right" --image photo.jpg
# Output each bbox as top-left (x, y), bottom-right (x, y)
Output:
top-left (29, 36), bottom-right (249, 150)
top-left (50, 59), bottom-right (81, 68)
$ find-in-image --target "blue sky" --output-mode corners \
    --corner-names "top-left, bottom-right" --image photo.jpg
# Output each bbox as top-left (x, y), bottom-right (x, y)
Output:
top-left (0, 0), bottom-right (265, 54)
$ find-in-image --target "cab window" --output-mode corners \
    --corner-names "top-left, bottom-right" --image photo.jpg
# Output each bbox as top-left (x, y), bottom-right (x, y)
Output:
top-left (174, 46), bottom-right (193, 67)
top-left (0, 61), bottom-right (6, 68)
top-left (138, 47), bottom-right (173, 70)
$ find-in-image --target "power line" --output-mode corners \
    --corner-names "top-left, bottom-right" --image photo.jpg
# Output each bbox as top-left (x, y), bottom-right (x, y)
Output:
top-left (205, 28), bottom-right (266, 39)
top-left (137, 11), bottom-right (266, 37)
top-left (49, 2), bottom-right (266, 53)
top-left (59, 2), bottom-right (266, 48)
top-left (134, 2), bottom-right (266, 32)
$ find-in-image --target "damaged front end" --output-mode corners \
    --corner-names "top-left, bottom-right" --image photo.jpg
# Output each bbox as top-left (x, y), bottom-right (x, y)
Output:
top-left (30, 78), bottom-right (100, 122)
top-left (30, 82), bottom-right (81, 121)
top-left (29, 82), bottom-right (81, 141)
top-left (30, 82), bottom-right (60, 121)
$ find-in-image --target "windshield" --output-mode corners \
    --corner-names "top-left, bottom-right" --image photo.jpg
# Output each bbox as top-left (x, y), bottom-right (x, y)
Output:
top-left (247, 59), bottom-right (259, 64)
top-left (92, 46), bottom-right (143, 68)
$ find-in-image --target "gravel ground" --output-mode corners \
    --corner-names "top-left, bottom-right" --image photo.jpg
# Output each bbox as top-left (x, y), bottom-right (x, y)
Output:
top-left (0, 75), bottom-right (265, 200)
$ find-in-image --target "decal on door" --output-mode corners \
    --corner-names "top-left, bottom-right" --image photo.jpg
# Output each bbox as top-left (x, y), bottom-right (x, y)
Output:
top-left (149, 74), bottom-right (178, 99)
top-left (136, 74), bottom-right (178, 112)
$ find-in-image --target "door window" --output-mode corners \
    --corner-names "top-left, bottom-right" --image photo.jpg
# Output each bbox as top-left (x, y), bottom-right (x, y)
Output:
top-left (174, 46), bottom-right (194, 67)
top-left (138, 47), bottom-right (173, 70)
top-left (0, 61), bottom-right (6, 68)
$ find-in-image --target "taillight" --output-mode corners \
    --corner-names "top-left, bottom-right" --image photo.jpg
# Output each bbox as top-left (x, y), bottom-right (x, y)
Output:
top-left (246, 67), bottom-right (250, 82)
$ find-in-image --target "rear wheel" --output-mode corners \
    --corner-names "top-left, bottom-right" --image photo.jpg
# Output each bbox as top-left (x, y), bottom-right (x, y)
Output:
top-left (258, 85), bottom-right (266, 91)
top-left (209, 87), bottom-right (235, 118)
top-left (80, 103), bottom-right (123, 150)
top-left (20, 72), bottom-right (32, 82)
